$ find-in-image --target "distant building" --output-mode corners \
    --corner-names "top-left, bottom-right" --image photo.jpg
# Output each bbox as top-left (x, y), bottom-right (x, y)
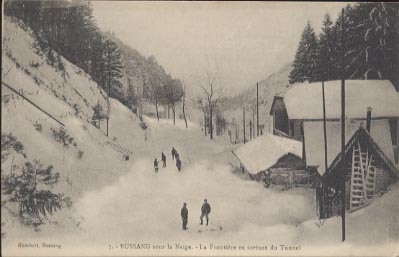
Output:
top-left (270, 80), bottom-right (399, 216)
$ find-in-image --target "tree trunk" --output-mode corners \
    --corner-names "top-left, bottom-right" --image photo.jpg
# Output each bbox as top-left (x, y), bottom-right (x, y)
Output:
top-left (210, 109), bottom-right (213, 140)
top-left (155, 99), bottom-right (159, 122)
top-left (204, 112), bottom-right (207, 136)
top-left (106, 117), bottom-right (109, 137)
top-left (182, 99), bottom-right (188, 128)
top-left (172, 104), bottom-right (176, 125)
top-left (106, 117), bottom-right (109, 136)
top-left (243, 107), bottom-right (246, 144)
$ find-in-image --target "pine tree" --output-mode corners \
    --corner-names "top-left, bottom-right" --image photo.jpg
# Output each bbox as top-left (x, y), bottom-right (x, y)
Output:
top-left (289, 22), bottom-right (320, 84)
top-left (1, 133), bottom-right (25, 161)
top-left (102, 38), bottom-right (124, 97)
top-left (92, 102), bottom-right (107, 128)
top-left (2, 160), bottom-right (71, 225)
top-left (364, 3), bottom-right (398, 80)
top-left (331, 3), bottom-right (398, 82)
top-left (315, 13), bottom-right (338, 82)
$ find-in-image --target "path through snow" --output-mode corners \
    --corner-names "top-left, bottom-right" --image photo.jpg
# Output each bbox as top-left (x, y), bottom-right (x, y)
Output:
top-left (72, 118), bottom-right (315, 244)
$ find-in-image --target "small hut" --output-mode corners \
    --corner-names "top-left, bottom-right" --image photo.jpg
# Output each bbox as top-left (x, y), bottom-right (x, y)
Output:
top-left (317, 126), bottom-right (399, 219)
top-left (232, 133), bottom-right (314, 188)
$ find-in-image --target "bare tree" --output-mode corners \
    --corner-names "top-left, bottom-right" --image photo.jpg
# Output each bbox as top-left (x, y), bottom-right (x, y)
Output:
top-left (169, 79), bottom-right (183, 126)
top-left (150, 81), bottom-right (162, 122)
top-left (198, 72), bottom-right (221, 140)
top-left (182, 81), bottom-right (188, 128)
top-left (197, 97), bottom-right (208, 136)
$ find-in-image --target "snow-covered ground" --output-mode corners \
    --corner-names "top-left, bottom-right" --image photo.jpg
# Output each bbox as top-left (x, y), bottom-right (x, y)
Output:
top-left (2, 17), bottom-right (399, 257)
top-left (3, 116), bottom-right (399, 256)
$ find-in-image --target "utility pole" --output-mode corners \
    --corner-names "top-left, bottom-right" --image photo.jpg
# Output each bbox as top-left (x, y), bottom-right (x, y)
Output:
top-left (322, 81), bottom-right (328, 172)
top-left (252, 108), bottom-right (255, 139)
top-left (237, 124), bottom-right (240, 142)
top-left (257, 82), bottom-right (259, 137)
top-left (249, 120), bottom-right (253, 140)
top-left (340, 8), bottom-right (346, 242)
top-left (322, 80), bottom-right (328, 218)
top-left (243, 107), bottom-right (246, 144)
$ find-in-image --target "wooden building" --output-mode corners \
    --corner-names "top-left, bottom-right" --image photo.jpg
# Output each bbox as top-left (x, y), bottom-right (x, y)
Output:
top-left (270, 80), bottom-right (399, 174)
top-left (269, 96), bottom-right (290, 136)
top-left (232, 133), bottom-right (314, 188)
top-left (317, 126), bottom-right (399, 218)
top-left (270, 80), bottom-right (399, 217)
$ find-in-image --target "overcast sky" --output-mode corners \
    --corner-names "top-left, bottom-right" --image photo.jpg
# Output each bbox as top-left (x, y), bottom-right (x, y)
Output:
top-left (92, 1), bottom-right (349, 96)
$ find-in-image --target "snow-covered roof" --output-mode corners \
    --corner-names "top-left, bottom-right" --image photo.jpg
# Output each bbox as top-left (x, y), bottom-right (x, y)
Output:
top-left (233, 133), bottom-right (302, 174)
top-left (304, 119), bottom-right (395, 176)
top-left (285, 80), bottom-right (399, 120)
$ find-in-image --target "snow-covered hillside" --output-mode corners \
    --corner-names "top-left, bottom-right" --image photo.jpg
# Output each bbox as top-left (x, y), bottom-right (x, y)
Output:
top-left (3, 19), bottom-right (109, 122)
top-left (2, 17), bottom-right (146, 234)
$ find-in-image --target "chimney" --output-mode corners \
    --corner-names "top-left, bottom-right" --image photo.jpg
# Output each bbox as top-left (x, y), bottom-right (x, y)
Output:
top-left (366, 107), bottom-right (372, 132)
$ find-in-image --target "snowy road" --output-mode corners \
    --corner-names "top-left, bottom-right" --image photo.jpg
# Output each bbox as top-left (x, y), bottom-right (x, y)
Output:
top-left (74, 118), bottom-right (316, 244)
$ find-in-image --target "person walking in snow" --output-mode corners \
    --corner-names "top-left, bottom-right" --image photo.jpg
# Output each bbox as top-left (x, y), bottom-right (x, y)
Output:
top-left (181, 202), bottom-right (188, 230)
top-left (171, 147), bottom-right (177, 160)
top-left (161, 152), bottom-right (166, 167)
top-left (154, 158), bottom-right (159, 173)
top-left (176, 158), bottom-right (182, 172)
top-left (200, 199), bottom-right (211, 226)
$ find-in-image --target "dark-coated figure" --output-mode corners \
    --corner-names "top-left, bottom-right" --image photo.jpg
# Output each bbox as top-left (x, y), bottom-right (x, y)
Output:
top-left (200, 199), bottom-right (211, 226)
top-left (181, 203), bottom-right (188, 230)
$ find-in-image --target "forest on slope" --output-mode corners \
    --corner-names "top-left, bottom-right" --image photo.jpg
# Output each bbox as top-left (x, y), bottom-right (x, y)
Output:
top-left (4, 0), bottom-right (184, 115)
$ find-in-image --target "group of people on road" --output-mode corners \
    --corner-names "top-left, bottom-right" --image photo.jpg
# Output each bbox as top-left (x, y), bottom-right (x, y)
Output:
top-left (180, 199), bottom-right (211, 230)
top-left (171, 147), bottom-right (182, 172)
top-left (153, 147), bottom-right (182, 173)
